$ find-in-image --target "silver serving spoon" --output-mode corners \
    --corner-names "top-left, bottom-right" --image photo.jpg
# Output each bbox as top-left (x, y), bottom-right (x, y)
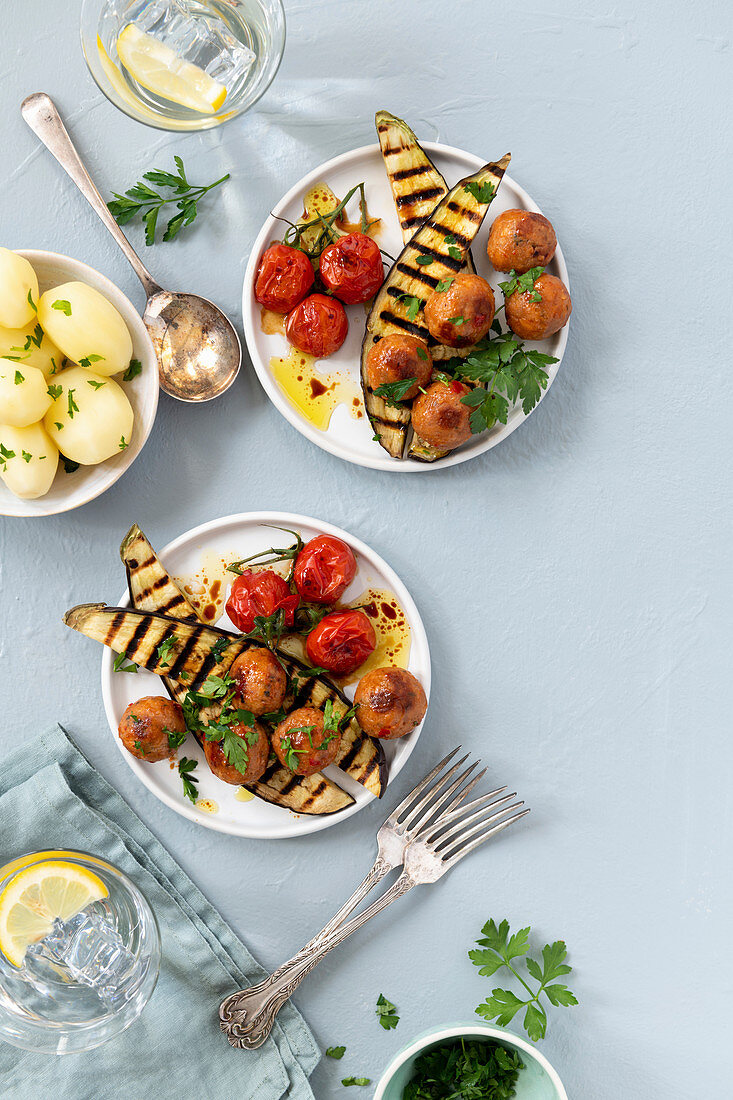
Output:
top-left (21, 93), bottom-right (241, 402)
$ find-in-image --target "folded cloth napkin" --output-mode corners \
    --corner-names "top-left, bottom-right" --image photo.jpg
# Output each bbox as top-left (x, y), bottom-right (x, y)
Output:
top-left (0, 725), bottom-right (319, 1100)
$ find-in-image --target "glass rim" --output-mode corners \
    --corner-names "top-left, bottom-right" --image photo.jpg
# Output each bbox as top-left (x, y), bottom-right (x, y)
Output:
top-left (79, 0), bottom-right (287, 132)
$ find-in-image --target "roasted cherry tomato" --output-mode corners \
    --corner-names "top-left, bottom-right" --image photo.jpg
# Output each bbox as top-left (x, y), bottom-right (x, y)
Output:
top-left (285, 293), bottom-right (348, 357)
top-left (319, 233), bottom-right (384, 305)
top-left (254, 243), bottom-right (314, 313)
top-left (226, 570), bottom-right (299, 634)
top-left (293, 535), bottom-right (357, 604)
top-left (305, 609), bottom-right (377, 676)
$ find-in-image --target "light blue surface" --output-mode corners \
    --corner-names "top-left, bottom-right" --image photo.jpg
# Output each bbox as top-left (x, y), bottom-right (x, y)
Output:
top-left (0, 1), bottom-right (730, 1096)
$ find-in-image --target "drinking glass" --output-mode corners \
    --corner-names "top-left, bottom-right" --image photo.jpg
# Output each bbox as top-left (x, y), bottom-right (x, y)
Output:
top-left (80, 0), bottom-right (286, 131)
top-left (0, 850), bottom-right (160, 1054)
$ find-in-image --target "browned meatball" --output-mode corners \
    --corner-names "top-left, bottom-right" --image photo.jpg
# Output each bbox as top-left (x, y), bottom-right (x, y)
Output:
top-left (424, 273), bottom-right (495, 348)
top-left (486, 209), bottom-right (557, 273)
top-left (204, 716), bottom-right (269, 785)
top-left (354, 667), bottom-right (427, 740)
top-left (272, 706), bottom-right (341, 776)
top-left (365, 334), bottom-right (433, 400)
top-left (118, 696), bottom-right (185, 762)
top-left (505, 272), bottom-right (571, 340)
top-left (411, 380), bottom-right (473, 449)
top-left (230, 648), bottom-right (287, 716)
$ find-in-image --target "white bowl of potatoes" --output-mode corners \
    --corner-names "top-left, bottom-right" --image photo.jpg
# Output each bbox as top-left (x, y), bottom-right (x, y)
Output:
top-left (0, 248), bottom-right (158, 517)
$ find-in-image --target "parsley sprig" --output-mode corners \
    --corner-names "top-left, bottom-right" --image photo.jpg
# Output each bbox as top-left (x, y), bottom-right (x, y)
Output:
top-left (470, 918), bottom-right (578, 1041)
top-left (108, 156), bottom-right (230, 245)
top-left (453, 321), bottom-right (558, 434)
top-left (183, 672), bottom-right (259, 778)
top-left (178, 757), bottom-right (199, 803)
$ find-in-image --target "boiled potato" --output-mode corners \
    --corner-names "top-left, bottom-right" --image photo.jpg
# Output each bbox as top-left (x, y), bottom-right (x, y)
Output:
top-left (38, 282), bottom-right (133, 376)
top-left (0, 360), bottom-right (52, 427)
top-left (0, 319), bottom-right (64, 376)
top-left (44, 366), bottom-right (133, 465)
top-left (0, 248), bottom-right (38, 329)
top-left (0, 421), bottom-right (59, 499)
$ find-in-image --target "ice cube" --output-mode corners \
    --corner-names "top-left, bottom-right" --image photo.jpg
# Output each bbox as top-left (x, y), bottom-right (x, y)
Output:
top-left (122, 0), bottom-right (255, 89)
top-left (33, 908), bottom-right (138, 1006)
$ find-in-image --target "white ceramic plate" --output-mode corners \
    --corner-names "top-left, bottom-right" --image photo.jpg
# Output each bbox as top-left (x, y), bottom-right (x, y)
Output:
top-left (0, 250), bottom-right (159, 517)
top-left (101, 512), bottom-right (431, 839)
top-left (242, 142), bottom-right (569, 472)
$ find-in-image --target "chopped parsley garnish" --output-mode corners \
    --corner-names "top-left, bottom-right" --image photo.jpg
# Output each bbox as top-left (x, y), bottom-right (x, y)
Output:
top-left (54, 422), bottom-right (64, 431)
top-left (209, 636), bottom-right (230, 663)
top-left (166, 727), bottom-right (187, 750)
top-left (67, 389), bottom-right (79, 418)
top-left (375, 993), bottom-right (399, 1030)
top-left (87, 379), bottom-right (106, 389)
top-left (448, 316), bottom-right (465, 326)
top-left (14, 370), bottom-right (24, 385)
top-left (119, 435), bottom-right (129, 450)
top-left (47, 384), bottom-right (62, 400)
top-left (21, 451), bottom-right (32, 463)
top-left (156, 635), bottom-right (177, 668)
top-left (113, 650), bottom-right (138, 673)
top-left (79, 354), bottom-right (105, 368)
top-left (464, 180), bottom-right (496, 203)
top-left (123, 358), bottom-right (143, 382)
top-left (27, 289), bottom-right (37, 311)
top-left (435, 277), bottom-right (454, 292)
top-left (415, 254), bottom-right (433, 266)
top-left (416, 346), bottom-right (428, 360)
top-left (373, 377), bottom-right (417, 407)
top-left (404, 1038), bottom-right (522, 1099)
top-left (325, 1046), bottom-right (345, 1059)
top-left (281, 735), bottom-right (306, 772)
top-left (341, 1078), bottom-right (371, 1088)
top-left (178, 757), bottom-right (199, 803)
top-left (134, 739), bottom-right (146, 755)
top-left (0, 443), bottom-right (16, 470)
top-left (447, 245), bottom-right (461, 261)
top-left (397, 293), bottom-right (422, 321)
top-left (184, 672), bottom-right (257, 778)
top-left (52, 299), bottom-right (72, 316)
top-left (498, 266), bottom-right (545, 301)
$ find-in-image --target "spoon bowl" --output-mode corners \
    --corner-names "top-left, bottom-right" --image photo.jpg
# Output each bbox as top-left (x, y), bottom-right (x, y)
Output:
top-left (144, 290), bottom-right (241, 402)
top-left (21, 93), bottom-right (242, 404)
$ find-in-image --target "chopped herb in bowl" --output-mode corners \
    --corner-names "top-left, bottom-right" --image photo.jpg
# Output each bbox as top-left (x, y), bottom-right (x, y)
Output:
top-left (403, 1037), bottom-right (523, 1099)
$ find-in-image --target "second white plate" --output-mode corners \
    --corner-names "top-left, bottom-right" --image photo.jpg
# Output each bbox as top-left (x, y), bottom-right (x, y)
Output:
top-left (242, 140), bottom-right (570, 472)
top-left (101, 511), bottom-right (431, 839)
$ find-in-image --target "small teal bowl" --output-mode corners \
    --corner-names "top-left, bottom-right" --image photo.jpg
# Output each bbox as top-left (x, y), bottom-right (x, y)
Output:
top-left (373, 1023), bottom-right (568, 1100)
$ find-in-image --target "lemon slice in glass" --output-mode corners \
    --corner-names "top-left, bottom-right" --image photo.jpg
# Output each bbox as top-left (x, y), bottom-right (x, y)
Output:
top-left (116, 24), bottom-right (227, 115)
top-left (0, 860), bottom-right (108, 967)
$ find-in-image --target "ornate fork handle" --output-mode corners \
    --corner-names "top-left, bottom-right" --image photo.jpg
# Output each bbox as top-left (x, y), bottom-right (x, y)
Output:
top-left (220, 871), bottom-right (415, 1049)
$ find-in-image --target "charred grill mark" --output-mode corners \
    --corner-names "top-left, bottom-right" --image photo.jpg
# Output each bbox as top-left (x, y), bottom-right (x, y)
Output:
top-left (445, 201), bottom-right (481, 223)
top-left (396, 261), bottom-right (439, 288)
top-left (128, 614), bottom-right (156, 655)
top-left (396, 186), bottom-right (442, 208)
top-left (377, 309), bottom-right (428, 339)
top-left (391, 165), bottom-right (434, 181)
top-left (431, 224), bottom-right (472, 248)
top-left (369, 411), bottom-right (408, 427)
top-left (402, 214), bottom-right (426, 230)
top-left (167, 630), bottom-right (202, 682)
top-left (106, 610), bottom-right (128, 646)
top-left (301, 779), bottom-right (330, 810)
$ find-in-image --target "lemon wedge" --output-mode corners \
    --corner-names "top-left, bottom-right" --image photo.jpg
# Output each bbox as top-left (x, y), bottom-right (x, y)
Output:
top-left (0, 860), bottom-right (108, 967)
top-left (116, 24), bottom-right (227, 114)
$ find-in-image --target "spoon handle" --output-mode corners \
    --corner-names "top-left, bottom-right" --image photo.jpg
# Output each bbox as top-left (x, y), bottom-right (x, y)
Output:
top-left (21, 93), bottom-right (161, 298)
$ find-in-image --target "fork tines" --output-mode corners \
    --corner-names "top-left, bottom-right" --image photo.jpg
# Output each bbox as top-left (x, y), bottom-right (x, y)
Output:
top-left (429, 789), bottom-right (530, 862)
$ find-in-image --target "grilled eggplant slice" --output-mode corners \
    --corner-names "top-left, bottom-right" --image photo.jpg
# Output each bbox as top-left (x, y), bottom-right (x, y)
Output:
top-left (119, 525), bottom-right (386, 799)
top-left (64, 601), bottom-right (357, 815)
top-left (376, 110), bottom-right (451, 242)
top-left (362, 154), bottom-right (510, 459)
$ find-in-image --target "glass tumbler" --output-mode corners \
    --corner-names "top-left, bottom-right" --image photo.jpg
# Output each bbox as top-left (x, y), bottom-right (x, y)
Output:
top-left (0, 850), bottom-right (160, 1054)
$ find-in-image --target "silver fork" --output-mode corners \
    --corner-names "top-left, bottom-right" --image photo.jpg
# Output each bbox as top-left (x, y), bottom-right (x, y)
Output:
top-left (219, 751), bottom-right (528, 1049)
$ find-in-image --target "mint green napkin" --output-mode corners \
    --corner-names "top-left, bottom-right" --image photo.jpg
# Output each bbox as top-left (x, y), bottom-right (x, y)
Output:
top-left (0, 726), bottom-right (319, 1099)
